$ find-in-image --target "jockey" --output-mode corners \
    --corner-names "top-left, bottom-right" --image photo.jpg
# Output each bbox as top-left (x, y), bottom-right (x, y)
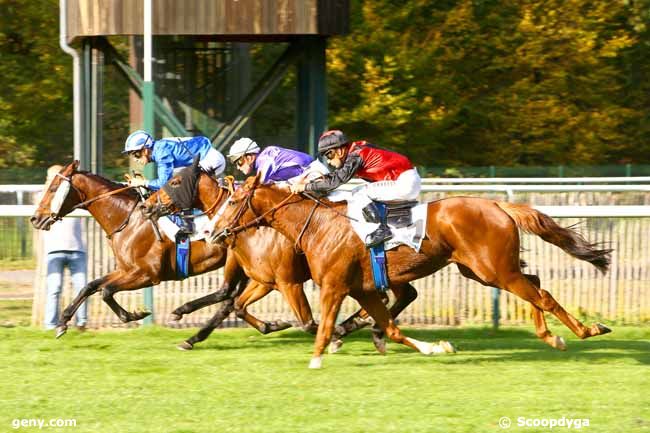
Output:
top-left (123, 130), bottom-right (226, 233)
top-left (227, 137), bottom-right (328, 184)
top-left (123, 130), bottom-right (226, 190)
top-left (290, 130), bottom-right (421, 247)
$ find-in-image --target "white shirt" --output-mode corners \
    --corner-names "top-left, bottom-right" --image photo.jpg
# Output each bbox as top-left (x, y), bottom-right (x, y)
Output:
top-left (43, 217), bottom-right (86, 254)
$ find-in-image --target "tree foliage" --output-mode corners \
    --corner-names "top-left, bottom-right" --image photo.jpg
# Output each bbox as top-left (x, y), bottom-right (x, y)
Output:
top-left (1, 0), bottom-right (650, 169)
top-left (328, 0), bottom-right (650, 166)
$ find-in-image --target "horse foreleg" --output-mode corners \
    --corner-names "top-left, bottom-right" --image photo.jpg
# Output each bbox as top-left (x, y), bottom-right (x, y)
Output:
top-left (54, 276), bottom-right (107, 338)
top-left (329, 291), bottom-right (390, 354)
top-left (276, 282), bottom-right (317, 334)
top-left (177, 298), bottom-right (236, 351)
top-left (368, 283), bottom-right (418, 354)
top-left (100, 272), bottom-right (155, 323)
top-left (234, 281), bottom-right (292, 334)
top-left (169, 282), bottom-right (236, 322)
top-left (309, 286), bottom-right (348, 369)
top-left (351, 289), bottom-right (455, 357)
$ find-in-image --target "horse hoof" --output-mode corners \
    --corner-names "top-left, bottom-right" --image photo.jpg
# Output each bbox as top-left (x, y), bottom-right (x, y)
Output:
top-left (55, 326), bottom-right (68, 339)
top-left (553, 336), bottom-right (567, 351)
top-left (594, 323), bottom-right (612, 336)
top-left (177, 341), bottom-right (193, 351)
top-left (276, 320), bottom-right (292, 331)
top-left (133, 310), bottom-right (152, 321)
top-left (328, 339), bottom-right (343, 354)
top-left (439, 340), bottom-right (456, 354)
top-left (308, 356), bottom-right (323, 369)
top-left (372, 337), bottom-right (387, 355)
top-left (168, 313), bottom-right (183, 323)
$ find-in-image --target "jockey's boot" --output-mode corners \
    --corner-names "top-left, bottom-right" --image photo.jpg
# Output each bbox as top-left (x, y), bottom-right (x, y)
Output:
top-left (178, 209), bottom-right (194, 235)
top-left (362, 202), bottom-right (393, 248)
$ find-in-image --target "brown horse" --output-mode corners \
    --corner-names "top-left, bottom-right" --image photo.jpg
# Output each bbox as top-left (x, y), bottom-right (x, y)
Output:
top-left (211, 174), bottom-right (613, 368)
top-left (144, 171), bottom-right (414, 353)
top-left (29, 161), bottom-right (250, 338)
top-left (31, 161), bottom-right (320, 343)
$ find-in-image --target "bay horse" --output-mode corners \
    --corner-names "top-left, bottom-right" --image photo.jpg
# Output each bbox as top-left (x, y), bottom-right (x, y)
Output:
top-left (211, 174), bottom-right (613, 368)
top-left (144, 171), bottom-right (419, 353)
top-left (30, 161), bottom-right (282, 338)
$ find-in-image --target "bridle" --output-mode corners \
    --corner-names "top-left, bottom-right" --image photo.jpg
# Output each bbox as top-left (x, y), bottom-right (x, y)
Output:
top-left (48, 172), bottom-right (87, 220)
top-left (212, 184), bottom-right (353, 252)
top-left (212, 184), bottom-right (300, 242)
top-left (152, 176), bottom-right (229, 219)
top-left (46, 169), bottom-right (139, 238)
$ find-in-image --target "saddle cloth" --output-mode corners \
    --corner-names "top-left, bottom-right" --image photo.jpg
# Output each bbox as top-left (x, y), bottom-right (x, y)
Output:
top-left (158, 213), bottom-right (213, 242)
top-left (328, 188), bottom-right (427, 252)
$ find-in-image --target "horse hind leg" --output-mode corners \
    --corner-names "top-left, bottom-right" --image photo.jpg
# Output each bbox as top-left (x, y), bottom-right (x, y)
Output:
top-left (521, 274), bottom-right (566, 351)
top-left (500, 272), bottom-right (611, 343)
top-left (178, 298), bottom-right (236, 351)
top-left (234, 281), bottom-right (292, 334)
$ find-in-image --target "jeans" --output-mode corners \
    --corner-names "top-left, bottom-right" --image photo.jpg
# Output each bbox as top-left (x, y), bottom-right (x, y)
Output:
top-left (44, 251), bottom-right (88, 329)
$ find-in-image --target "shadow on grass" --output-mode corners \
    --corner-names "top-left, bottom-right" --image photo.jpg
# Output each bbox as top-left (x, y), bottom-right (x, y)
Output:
top-left (182, 327), bottom-right (650, 365)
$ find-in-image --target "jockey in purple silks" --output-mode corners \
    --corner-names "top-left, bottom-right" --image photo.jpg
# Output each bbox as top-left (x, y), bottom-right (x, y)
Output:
top-left (227, 137), bottom-right (328, 184)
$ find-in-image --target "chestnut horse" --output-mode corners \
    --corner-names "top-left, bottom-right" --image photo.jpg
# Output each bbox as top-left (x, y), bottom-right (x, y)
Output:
top-left (144, 171), bottom-right (415, 353)
top-left (212, 174), bottom-right (613, 368)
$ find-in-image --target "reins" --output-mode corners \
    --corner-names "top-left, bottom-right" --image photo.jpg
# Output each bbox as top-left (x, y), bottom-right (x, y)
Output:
top-left (219, 191), bottom-right (299, 238)
top-left (216, 185), bottom-right (357, 244)
top-left (71, 185), bottom-right (136, 210)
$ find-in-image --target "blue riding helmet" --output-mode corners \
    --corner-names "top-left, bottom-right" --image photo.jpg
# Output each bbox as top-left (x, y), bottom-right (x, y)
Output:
top-left (123, 130), bottom-right (154, 153)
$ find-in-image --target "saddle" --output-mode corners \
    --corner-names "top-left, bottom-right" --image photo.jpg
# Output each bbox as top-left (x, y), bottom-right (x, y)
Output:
top-left (377, 200), bottom-right (418, 228)
top-left (367, 199), bottom-right (419, 293)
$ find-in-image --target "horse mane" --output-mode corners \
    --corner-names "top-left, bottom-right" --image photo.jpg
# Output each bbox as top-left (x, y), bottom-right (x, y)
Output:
top-left (77, 170), bottom-right (139, 199)
top-left (266, 183), bottom-right (347, 210)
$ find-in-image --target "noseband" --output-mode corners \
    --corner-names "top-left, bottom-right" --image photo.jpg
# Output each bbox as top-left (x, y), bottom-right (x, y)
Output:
top-left (213, 185), bottom-right (298, 241)
top-left (48, 172), bottom-right (87, 220)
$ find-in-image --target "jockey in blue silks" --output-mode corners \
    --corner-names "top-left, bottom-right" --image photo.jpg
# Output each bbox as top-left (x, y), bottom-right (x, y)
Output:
top-left (123, 130), bottom-right (226, 191)
top-left (123, 130), bottom-right (226, 233)
top-left (226, 137), bottom-right (328, 184)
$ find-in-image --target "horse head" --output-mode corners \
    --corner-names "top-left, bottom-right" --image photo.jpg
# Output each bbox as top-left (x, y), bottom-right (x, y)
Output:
top-left (210, 172), bottom-right (300, 244)
top-left (143, 171), bottom-right (232, 221)
top-left (31, 161), bottom-right (84, 230)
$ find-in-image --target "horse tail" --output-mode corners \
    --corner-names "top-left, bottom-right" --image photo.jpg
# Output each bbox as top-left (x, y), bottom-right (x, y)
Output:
top-left (495, 202), bottom-right (612, 274)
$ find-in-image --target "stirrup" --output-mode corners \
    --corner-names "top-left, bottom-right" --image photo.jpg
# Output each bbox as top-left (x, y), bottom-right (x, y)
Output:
top-left (365, 227), bottom-right (393, 248)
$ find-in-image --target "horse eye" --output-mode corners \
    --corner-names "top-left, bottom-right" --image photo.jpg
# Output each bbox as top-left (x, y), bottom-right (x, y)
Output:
top-left (229, 201), bottom-right (237, 206)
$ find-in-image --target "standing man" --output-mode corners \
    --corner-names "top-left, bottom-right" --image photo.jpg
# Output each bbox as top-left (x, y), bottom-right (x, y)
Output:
top-left (42, 165), bottom-right (88, 330)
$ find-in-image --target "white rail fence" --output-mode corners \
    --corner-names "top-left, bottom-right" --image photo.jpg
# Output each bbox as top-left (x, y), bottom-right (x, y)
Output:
top-left (1, 181), bottom-right (649, 328)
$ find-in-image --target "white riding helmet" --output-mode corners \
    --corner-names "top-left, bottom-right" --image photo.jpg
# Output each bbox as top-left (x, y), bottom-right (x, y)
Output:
top-left (123, 130), bottom-right (154, 153)
top-left (227, 137), bottom-right (260, 163)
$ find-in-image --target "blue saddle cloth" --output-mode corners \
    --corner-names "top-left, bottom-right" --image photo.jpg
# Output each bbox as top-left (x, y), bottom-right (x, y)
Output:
top-left (369, 202), bottom-right (389, 292)
top-left (176, 234), bottom-right (190, 280)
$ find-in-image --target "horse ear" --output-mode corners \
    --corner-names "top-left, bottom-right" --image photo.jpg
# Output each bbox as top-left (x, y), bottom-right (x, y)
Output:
top-left (253, 171), bottom-right (262, 186)
top-left (223, 175), bottom-right (236, 194)
top-left (72, 160), bottom-right (80, 171)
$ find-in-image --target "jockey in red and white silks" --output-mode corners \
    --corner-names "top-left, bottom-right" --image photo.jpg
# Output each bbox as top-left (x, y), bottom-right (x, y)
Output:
top-left (291, 130), bottom-right (421, 247)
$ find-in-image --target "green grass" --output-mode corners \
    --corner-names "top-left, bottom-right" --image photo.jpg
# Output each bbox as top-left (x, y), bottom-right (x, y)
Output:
top-left (0, 258), bottom-right (35, 271)
top-left (0, 299), bottom-right (32, 327)
top-left (0, 326), bottom-right (647, 433)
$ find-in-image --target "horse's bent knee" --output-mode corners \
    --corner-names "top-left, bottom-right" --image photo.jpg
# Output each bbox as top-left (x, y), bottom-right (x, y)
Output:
top-left (538, 289), bottom-right (558, 312)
